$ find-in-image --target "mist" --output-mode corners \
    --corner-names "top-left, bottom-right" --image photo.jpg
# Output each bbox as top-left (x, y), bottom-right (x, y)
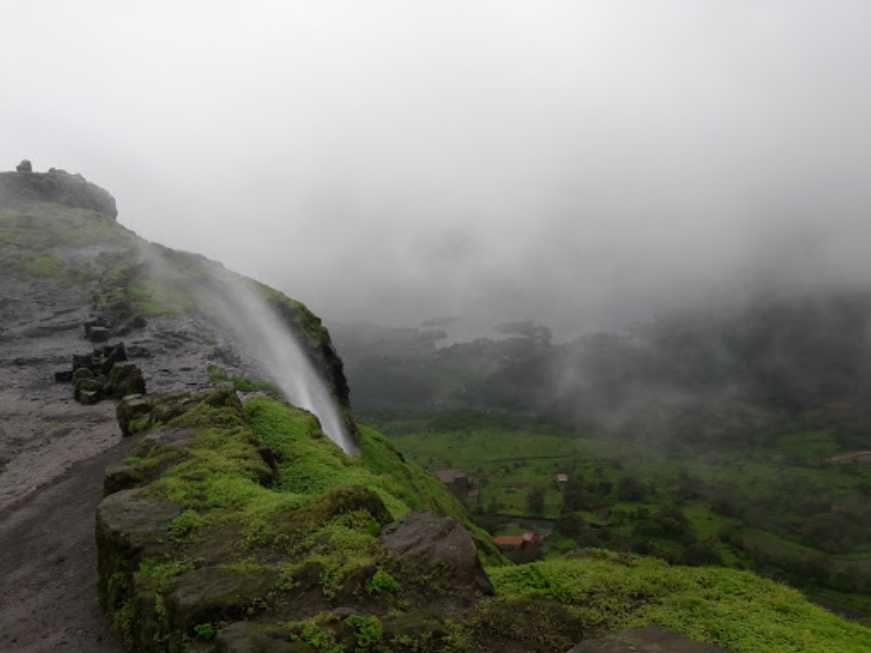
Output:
top-left (4, 1), bottom-right (871, 339)
top-left (138, 242), bottom-right (356, 453)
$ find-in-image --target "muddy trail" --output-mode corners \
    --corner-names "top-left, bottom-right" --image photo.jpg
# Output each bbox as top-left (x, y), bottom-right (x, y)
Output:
top-left (0, 441), bottom-right (129, 652)
top-left (0, 285), bottom-right (234, 652)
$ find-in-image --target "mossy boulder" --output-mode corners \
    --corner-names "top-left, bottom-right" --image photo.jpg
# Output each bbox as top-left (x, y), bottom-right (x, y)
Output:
top-left (107, 361), bottom-right (146, 399)
top-left (380, 511), bottom-right (494, 601)
top-left (116, 395), bottom-right (154, 436)
top-left (96, 388), bottom-right (503, 652)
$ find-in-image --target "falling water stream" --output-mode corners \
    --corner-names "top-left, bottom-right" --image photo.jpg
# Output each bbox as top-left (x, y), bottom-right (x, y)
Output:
top-left (217, 277), bottom-right (357, 453)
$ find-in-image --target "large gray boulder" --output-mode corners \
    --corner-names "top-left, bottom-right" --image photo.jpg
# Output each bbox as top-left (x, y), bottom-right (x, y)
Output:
top-left (380, 511), bottom-right (494, 597)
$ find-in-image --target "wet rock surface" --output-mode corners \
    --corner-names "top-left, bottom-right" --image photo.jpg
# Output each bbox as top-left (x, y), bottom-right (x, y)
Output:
top-left (0, 305), bottom-right (217, 652)
top-left (381, 511), bottom-right (494, 597)
top-left (0, 222), bottom-right (258, 652)
top-left (0, 438), bottom-right (132, 653)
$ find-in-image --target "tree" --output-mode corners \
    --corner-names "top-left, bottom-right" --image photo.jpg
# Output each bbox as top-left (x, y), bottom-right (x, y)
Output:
top-left (527, 487), bottom-right (545, 515)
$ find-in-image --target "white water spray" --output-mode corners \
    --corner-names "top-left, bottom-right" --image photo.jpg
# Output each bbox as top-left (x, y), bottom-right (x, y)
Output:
top-left (216, 276), bottom-right (357, 454)
top-left (139, 243), bottom-right (356, 454)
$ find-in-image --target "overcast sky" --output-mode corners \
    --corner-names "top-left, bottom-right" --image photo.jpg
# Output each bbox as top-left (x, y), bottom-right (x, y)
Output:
top-left (3, 1), bottom-right (871, 338)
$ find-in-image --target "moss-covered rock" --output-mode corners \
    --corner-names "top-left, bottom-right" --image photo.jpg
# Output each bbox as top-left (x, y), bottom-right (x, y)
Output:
top-left (108, 361), bottom-right (147, 399)
top-left (96, 388), bottom-right (504, 652)
top-left (379, 511), bottom-right (494, 601)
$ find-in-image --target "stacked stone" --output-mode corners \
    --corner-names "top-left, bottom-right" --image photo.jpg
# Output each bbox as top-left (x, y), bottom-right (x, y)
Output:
top-left (54, 341), bottom-right (146, 405)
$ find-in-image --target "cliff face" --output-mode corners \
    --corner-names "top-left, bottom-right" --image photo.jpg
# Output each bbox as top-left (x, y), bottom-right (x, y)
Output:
top-left (0, 170), bottom-right (350, 509)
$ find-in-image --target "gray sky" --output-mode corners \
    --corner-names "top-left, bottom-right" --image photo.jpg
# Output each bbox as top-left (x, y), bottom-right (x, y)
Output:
top-left (4, 1), bottom-right (871, 338)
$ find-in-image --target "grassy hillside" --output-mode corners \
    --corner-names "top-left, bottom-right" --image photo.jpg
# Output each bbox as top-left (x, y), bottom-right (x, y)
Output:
top-left (369, 408), bottom-right (871, 621)
top-left (489, 552), bottom-right (871, 653)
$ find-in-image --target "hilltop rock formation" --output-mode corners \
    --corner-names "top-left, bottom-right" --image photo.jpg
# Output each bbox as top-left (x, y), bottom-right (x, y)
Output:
top-left (0, 161), bottom-right (118, 218)
top-left (0, 166), bottom-right (356, 650)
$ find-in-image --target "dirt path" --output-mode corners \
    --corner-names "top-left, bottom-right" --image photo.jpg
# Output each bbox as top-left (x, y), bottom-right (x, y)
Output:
top-left (0, 441), bottom-right (130, 653)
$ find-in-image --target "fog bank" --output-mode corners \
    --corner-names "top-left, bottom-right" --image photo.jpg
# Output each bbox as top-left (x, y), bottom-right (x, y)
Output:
top-left (3, 1), bottom-right (871, 338)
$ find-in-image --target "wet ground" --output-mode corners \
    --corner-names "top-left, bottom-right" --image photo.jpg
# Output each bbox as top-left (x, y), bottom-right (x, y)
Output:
top-left (0, 441), bottom-right (128, 652)
top-left (0, 285), bottom-right (220, 652)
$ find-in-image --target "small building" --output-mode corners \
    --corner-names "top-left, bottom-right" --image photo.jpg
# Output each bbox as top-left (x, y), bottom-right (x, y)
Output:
top-left (435, 468), bottom-right (472, 497)
top-left (494, 535), bottom-right (524, 549)
top-left (555, 473), bottom-right (569, 484)
top-left (494, 530), bottom-right (542, 563)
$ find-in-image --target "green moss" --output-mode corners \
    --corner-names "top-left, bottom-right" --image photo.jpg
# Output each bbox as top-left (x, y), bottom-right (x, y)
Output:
top-left (255, 281), bottom-right (331, 348)
top-left (488, 552), bottom-right (871, 652)
top-left (135, 559), bottom-right (192, 591)
top-left (244, 398), bottom-right (501, 563)
top-left (367, 568), bottom-right (400, 595)
top-left (344, 615), bottom-right (383, 651)
top-left (193, 622), bottom-right (218, 640)
top-left (127, 414), bottom-right (153, 435)
top-left (168, 510), bottom-right (206, 541)
top-left (208, 364), bottom-right (278, 394)
top-left (99, 389), bottom-right (499, 651)
top-left (289, 617), bottom-right (345, 653)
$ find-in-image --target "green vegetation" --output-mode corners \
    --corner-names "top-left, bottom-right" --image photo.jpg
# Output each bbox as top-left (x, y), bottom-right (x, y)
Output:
top-left (207, 365), bottom-right (278, 394)
top-left (192, 623), bottom-right (217, 640)
top-left (253, 280), bottom-right (332, 349)
top-left (366, 568), bottom-right (400, 594)
top-left (343, 614), bottom-right (383, 650)
top-left (372, 408), bottom-right (871, 620)
top-left (97, 388), bottom-right (500, 652)
top-left (488, 552), bottom-right (871, 653)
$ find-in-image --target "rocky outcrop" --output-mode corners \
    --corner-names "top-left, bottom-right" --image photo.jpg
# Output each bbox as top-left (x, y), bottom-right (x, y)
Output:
top-left (380, 511), bottom-right (494, 599)
top-left (0, 164), bottom-right (118, 219)
top-left (55, 341), bottom-right (146, 406)
top-left (94, 388), bottom-right (510, 652)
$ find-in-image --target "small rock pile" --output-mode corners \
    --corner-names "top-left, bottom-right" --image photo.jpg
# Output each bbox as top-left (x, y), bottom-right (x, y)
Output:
top-left (54, 341), bottom-right (146, 405)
